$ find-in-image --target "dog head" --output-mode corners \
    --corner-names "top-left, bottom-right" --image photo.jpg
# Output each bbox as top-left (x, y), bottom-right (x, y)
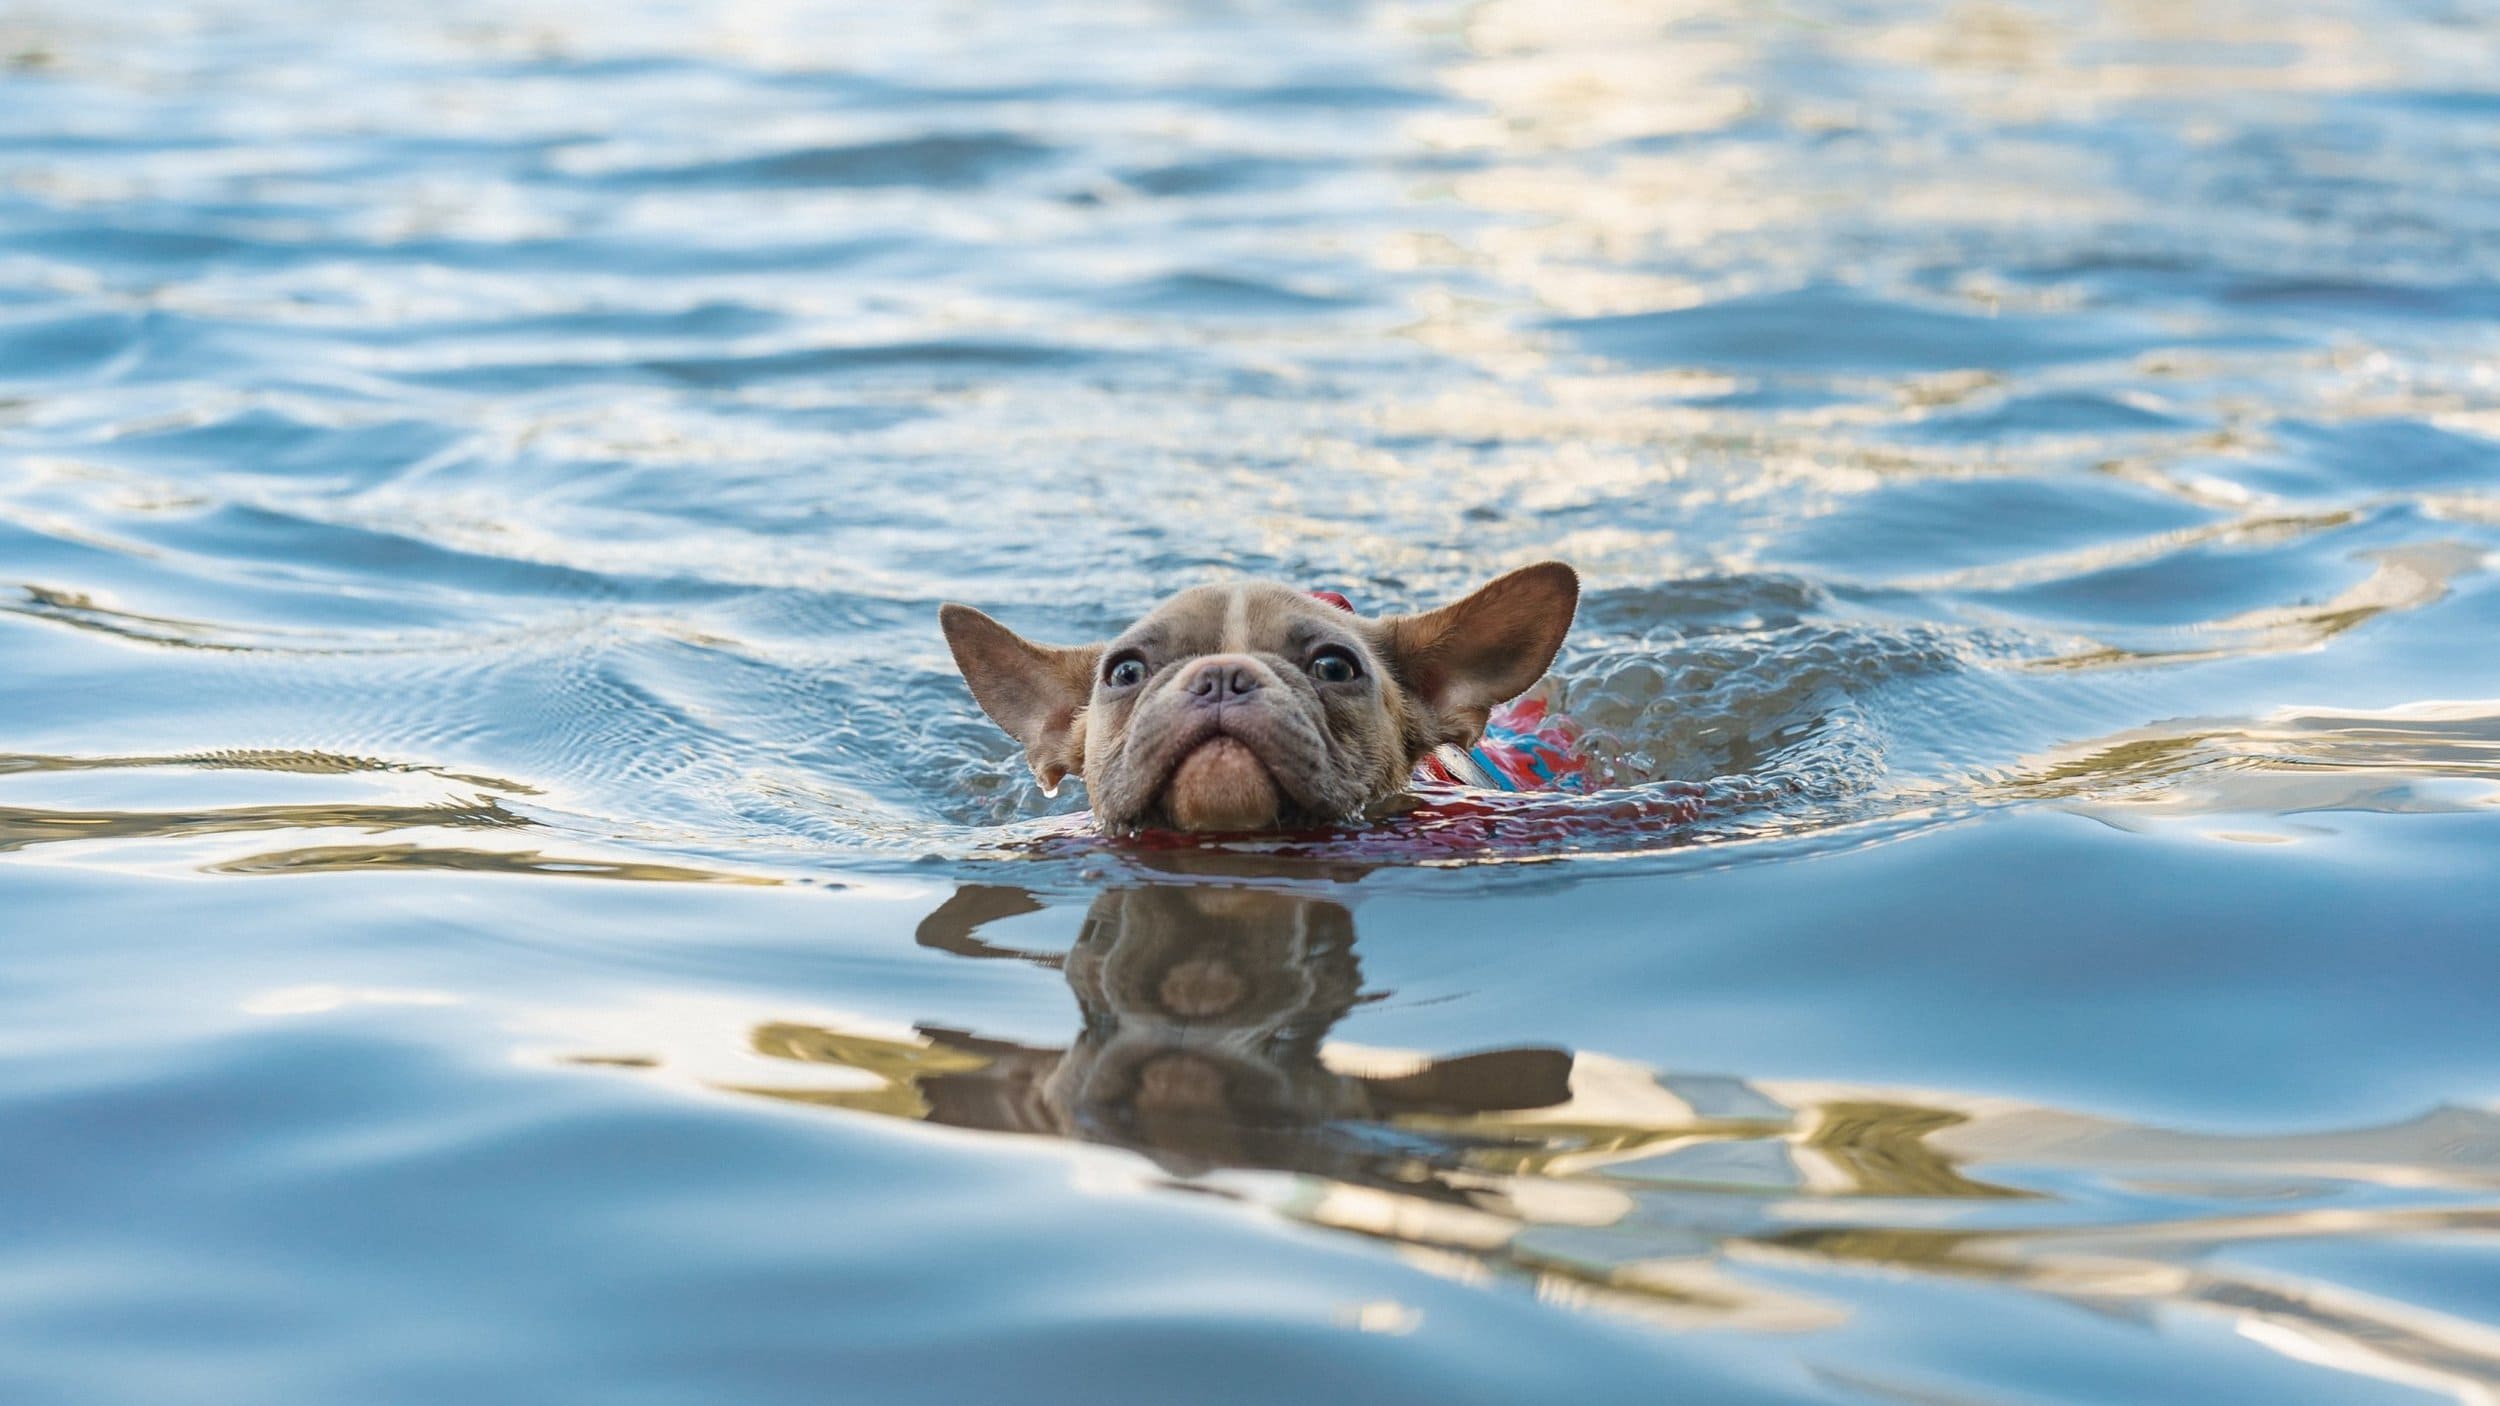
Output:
top-left (940, 562), bottom-right (1578, 832)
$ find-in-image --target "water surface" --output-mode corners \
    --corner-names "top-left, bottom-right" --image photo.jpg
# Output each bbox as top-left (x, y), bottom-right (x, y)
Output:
top-left (6, 2), bottom-right (2500, 1401)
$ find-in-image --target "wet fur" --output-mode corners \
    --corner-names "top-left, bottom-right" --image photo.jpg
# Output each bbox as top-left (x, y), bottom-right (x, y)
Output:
top-left (941, 563), bottom-right (1578, 833)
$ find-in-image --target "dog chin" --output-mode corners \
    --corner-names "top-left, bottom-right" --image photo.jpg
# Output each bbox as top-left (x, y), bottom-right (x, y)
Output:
top-left (1161, 736), bottom-right (1283, 832)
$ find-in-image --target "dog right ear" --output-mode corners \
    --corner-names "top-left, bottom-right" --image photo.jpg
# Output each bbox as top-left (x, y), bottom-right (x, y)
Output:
top-left (939, 605), bottom-right (1100, 792)
top-left (1378, 561), bottom-right (1579, 747)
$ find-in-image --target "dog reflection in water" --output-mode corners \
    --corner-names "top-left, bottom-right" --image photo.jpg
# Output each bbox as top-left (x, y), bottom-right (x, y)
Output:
top-left (766, 881), bottom-right (1572, 1184)
top-left (570, 876), bottom-right (2500, 1379)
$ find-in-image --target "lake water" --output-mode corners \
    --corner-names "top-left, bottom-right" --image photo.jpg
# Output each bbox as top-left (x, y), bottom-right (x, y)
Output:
top-left (7, 1), bottom-right (2500, 1401)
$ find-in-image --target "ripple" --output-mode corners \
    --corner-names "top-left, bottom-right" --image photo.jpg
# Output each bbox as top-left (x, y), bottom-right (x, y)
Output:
top-left (1116, 154), bottom-right (1329, 198)
top-left (0, 310), bottom-right (147, 380)
top-left (2018, 539), bottom-right (2483, 670)
top-left (1891, 390), bottom-right (2194, 444)
top-left (403, 337), bottom-right (1105, 392)
top-left (99, 407), bottom-right (463, 490)
top-left (1107, 271), bottom-right (1361, 317)
top-left (2000, 700), bottom-right (2500, 831)
top-left (204, 842), bottom-right (782, 884)
top-left (1552, 287), bottom-right (2156, 376)
top-left (0, 796), bottom-right (525, 856)
top-left (595, 133), bottom-right (1058, 189)
top-left (0, 747), bottom-right (536, 793)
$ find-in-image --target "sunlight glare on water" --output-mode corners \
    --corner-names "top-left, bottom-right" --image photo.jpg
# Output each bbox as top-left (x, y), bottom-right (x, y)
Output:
top-left (5, 1), bottom-right (2500, 1402)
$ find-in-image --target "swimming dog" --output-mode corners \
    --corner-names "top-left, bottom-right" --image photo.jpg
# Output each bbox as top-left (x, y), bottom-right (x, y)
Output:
top-left (940, 562), bottom-right (1582, 833)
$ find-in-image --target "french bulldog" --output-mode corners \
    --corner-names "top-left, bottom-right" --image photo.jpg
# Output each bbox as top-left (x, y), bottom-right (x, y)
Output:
top-left (939, 562), bottom-right (1580, 832)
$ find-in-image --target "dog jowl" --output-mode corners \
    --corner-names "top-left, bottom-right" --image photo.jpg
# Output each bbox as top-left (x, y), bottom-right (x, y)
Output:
top-left (939, 562), bottom-right (1579, 833)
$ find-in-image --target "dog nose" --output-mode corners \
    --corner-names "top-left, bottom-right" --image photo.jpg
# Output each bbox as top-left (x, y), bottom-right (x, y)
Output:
top-left (1181, 655), bottom-right (1262, 702)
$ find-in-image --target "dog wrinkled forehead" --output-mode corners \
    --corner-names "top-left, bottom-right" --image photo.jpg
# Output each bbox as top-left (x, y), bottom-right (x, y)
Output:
top-left (1112, 581), bottom-right (1368, 661)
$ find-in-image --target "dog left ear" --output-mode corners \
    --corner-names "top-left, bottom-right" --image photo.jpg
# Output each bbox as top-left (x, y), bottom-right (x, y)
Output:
top-left (939, 605), bottom-right (1101, 791)
top-left (1380, 561), bottom-right (1579, 745)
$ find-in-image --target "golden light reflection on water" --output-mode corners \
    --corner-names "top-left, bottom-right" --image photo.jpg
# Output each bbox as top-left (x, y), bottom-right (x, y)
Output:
top-left (1370, 0), bottom-right (2500, 697)
top-left (0, 748), bottom-right (775, 882)
top-left (551, 878), bottom-right (2500, 1396)
top-left (203, 842), bottom-right (781, 883)
top-left (2000, 699), bottom-right (2500, 832)
top-left (1340, 0), bottom-right (2500, 855)
top-left (1412, 0), bottom-right (2396, 336)
top-left (0, 797), bottom-right (526, 853)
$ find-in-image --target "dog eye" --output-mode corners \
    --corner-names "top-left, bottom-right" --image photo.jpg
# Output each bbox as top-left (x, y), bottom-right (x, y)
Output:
top-left (1103, 653), bottom-right (1147, 689)
top-left (1307, 646), bottom-right (1361, 684)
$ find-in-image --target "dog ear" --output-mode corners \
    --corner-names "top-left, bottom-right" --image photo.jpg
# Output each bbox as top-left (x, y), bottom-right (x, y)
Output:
top-left (1380, 562), bottom-right (1578, 745)
top-left (939, 605), bottom-right (1101, 791)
